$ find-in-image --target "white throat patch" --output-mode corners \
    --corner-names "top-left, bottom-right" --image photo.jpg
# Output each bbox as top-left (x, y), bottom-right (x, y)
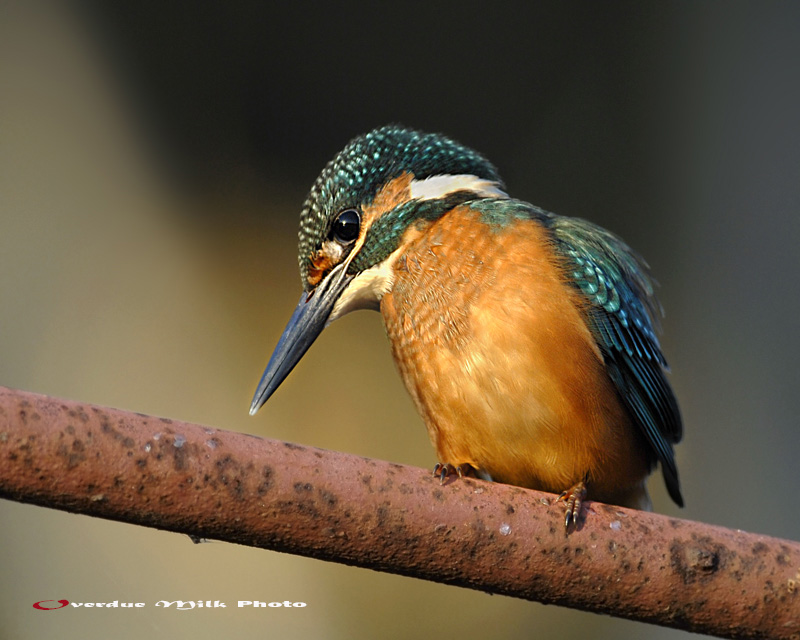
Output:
top-left (327, 246), bottom-right (402, 325)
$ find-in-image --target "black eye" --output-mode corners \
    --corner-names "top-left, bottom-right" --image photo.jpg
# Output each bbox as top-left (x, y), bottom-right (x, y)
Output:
top-left (330, 209), bottom-right (361, 244)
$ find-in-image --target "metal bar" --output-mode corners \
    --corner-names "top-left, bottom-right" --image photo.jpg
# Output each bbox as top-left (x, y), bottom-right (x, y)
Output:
top-left (0, 386), bottom-right (798, 638)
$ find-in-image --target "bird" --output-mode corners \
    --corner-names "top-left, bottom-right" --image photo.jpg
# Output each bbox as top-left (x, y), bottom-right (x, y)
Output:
top-left (249, 124), bottom-right (683, 528)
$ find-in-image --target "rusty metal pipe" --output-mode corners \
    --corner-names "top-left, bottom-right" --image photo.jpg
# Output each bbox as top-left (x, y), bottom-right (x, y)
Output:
top-left (0, 386), bottom-right (798, 638)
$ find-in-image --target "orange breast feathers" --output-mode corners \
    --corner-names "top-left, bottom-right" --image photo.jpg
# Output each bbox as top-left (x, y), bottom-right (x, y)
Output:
top-left (380, 206), bottom-right (651, 508)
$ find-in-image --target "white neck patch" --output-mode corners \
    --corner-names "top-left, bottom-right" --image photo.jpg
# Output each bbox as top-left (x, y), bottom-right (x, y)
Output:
top-left (327, 246), bottom-right (403, 325)
top-left (409, 174), bottom-right (508, 201)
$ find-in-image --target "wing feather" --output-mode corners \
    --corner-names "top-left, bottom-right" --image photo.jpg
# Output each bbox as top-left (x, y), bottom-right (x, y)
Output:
top-left (548, 215), bottom-right (684, 506)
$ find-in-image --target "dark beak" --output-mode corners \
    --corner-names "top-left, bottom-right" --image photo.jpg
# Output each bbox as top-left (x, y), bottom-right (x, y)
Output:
top-left (249, 263), bottom-right (353, 415)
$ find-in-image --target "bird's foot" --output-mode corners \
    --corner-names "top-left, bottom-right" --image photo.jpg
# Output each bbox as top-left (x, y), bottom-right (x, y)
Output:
top-left (558, 478), bottom-right (588, 531)
top-left (432, 462), bottom-right (475, 485)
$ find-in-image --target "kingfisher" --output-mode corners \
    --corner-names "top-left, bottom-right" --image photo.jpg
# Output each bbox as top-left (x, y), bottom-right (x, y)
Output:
top-left (250, 125), bottom-right (683, 527)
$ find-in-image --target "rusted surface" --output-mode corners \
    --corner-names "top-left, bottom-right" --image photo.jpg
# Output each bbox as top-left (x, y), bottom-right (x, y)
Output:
top-left (0, 386), bottom-right (798, 639)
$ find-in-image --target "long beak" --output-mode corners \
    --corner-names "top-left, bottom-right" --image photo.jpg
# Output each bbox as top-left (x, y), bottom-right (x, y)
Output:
top-left (249, 263), bottom-right (353, 415)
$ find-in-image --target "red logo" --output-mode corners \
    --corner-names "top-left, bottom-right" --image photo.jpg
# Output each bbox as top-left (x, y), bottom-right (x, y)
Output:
top-left (33, 600), bottom-right (69, 610)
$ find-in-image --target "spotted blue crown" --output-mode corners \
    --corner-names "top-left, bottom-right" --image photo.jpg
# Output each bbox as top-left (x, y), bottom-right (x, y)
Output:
top-left (297, 125), bottom-right (503, 287)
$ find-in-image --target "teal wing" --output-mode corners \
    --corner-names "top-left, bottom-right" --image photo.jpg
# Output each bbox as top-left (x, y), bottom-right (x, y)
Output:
top-left (547, 214), bottom-right (684, 507)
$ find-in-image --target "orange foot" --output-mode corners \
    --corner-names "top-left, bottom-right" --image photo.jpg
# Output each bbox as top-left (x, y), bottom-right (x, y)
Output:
top-left (432, 462), bottom-right (476, 485)
top-left (558, 478), bottom-right (588, 531)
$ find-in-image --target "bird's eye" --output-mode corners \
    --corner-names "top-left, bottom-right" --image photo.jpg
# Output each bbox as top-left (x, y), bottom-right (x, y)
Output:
top-left (330, 209), bottom-right (361, 244)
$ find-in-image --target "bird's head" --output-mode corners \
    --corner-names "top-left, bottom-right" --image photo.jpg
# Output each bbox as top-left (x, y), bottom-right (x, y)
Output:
top-left (250, 125), bottom-right (506, 414)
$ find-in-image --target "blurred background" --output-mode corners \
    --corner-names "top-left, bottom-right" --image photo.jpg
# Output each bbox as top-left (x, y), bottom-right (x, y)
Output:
top-left (1, 2), bottom-right (799, 638)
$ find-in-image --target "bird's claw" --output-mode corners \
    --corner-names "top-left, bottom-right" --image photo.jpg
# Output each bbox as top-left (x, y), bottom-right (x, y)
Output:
top-left (432, 462), bottom-right (474, 485)
top-left (558, 479), bottom-right (588, 531)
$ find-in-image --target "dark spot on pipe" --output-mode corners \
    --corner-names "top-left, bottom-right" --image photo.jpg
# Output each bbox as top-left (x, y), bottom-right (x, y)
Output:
top-left (318, 488), bottom-right (338, 507)
top-left (257, 466), bottom-right (274, 495)
top-left (294, 482), bottom-right (313, 493)
top-left (96, 416), bottom-right (136, 449)
top-left (68, 409), bottom-right (88, 423)
top-left (159, 418), bottom-right (173, 424)
top-left (229, 477), bottom-right (244, 500)
top-left (57, 438), bottom-right (86, 469)
top-left (376, 504), bottom-right (389, 527)
top-left (276, 498), bottom-right (320, 519)
top-left (670, 539), bottom-right (723, 584)
top-left (210, 455), bottom-right (254, 501)
top-left (284, 442), bottom-right (305, 451)
top-left (752, 542), bottom-right (768, 555)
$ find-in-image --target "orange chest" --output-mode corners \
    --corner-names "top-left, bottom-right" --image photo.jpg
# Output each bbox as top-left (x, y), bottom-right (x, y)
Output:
top-left (378, 207), bottom-right (645, 496)
top-left (381, 206), bottom-right (599, 363)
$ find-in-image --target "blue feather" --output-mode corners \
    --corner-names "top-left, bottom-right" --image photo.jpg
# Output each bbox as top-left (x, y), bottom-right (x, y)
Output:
top-left (547, 214), bottom-right (683, 506)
